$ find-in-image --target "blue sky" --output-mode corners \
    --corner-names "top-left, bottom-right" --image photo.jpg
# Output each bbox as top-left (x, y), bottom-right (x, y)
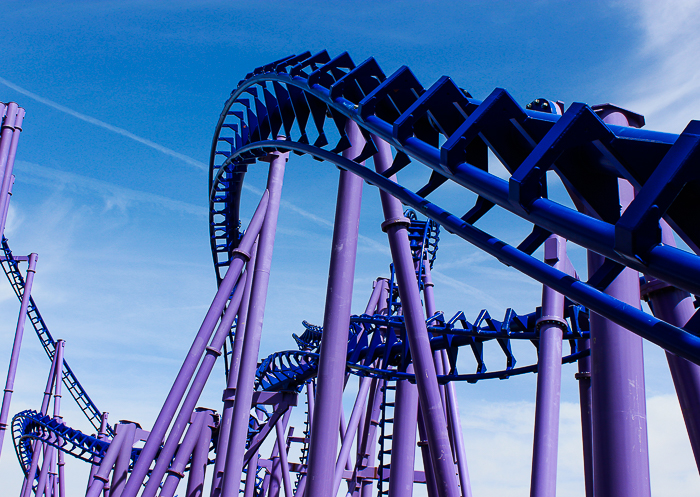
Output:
top-left (1, 1), bottom-right (699, 495)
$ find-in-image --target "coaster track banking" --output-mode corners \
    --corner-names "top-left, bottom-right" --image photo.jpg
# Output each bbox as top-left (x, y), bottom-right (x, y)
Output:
top-left (209, 50), bottom-right (700, 367)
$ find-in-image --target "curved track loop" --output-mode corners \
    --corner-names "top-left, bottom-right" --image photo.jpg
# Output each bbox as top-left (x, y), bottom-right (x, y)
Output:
top-left (209, 50), bottom-right (700, 366)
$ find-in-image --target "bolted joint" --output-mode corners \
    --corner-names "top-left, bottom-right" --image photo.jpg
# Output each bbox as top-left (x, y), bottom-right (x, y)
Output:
top-left (380, 216), bottom-right (410, 233)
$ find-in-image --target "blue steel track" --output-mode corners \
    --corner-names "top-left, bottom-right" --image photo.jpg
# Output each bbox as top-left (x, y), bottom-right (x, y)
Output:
top-left (13, 49), bottom-right (700, 483)
top-left (209, 50), bottom-right (700, 367)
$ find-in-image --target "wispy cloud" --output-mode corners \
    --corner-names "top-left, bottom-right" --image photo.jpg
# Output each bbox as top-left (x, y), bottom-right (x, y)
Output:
top-left (14, 160), bottom-right (207, 217)
top-left (0, 76), bottom-right (208, 171)
top-left (623, 0), bottom-right (700, 132)
top-left (2, 77), bottom-right (390, 254)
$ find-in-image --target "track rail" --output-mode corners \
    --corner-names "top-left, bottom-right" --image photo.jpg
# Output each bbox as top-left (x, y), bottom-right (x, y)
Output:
top-left (209, 50), bottom-right (700, 366)
top-left (1, 238), bottom-right (113, 437)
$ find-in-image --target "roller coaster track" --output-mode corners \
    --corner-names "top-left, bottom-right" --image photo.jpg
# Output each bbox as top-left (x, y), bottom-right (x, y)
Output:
top-left (209, 50), bottom-right (700, 369)
top-left (1, 238), bottom-right (113, 437)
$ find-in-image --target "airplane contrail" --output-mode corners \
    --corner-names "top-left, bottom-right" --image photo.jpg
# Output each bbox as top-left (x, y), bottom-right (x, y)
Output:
top-left (0, 77), bottom-right (390, 253)
top-left (0, 76), bottom-right (207, 171)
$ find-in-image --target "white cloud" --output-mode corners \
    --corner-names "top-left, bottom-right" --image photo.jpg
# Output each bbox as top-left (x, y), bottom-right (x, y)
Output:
top-left (623, 0), bottom-right (700, 132)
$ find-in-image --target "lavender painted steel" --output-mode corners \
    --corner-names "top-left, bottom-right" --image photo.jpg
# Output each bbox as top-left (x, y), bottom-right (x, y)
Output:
top-left (188, 410), bottom-right (214, 497)
top-left (589, 178), bottom-right (650, 496)
top-left (530, 236), bottom-right (567, 497)
top-left (417, 408), bottom-right (439, 497)
top-left (333, 376), bottom-right (372, 495)
top-left (646, 223), bottom-right (700, 471)
top-left (0, 103), bottom-right (19, 181)
top-left (577, 339), bottom-right (593, 497)
top-left (23, 341), bottom-right (62, 497)
top-left (423, 260), bottom-right (472, 497)
top-left (305, 120), bottom-right (365, 497)
top-left (275, 413), bottom-right (293, 497)
top-left (0, 106), bottom-right (23, 238)
top-left (143, 270), bottom-right (248, 497)
top-left (53, 340), bottom-right (65, 497)
top-left (244, 452), bottom-right (260, 497)
top-left (109, 422), bottom-right (136, 497)
top-left (211, 239), bottom-right (258, 497)
top-left (356, 377), bottom-right (383, 497)
top-left (221, 148), bottom-right (288, 497)
top-left (86, 426), bottom-right (129, 497)
top-left (1, 174), bottom-right (14, 236)
top-left (35, 445), bottom-right (56, 497)
top-left (122, 189), bottom-right (269, 497)
top-left (372, 135), bottom-right (459, 497)
top-left (0, 252), bottom-right (37, 458)
top-left (388, 364), bottom-right (418, 497)
top-left (87, 413), bottom-right (109, 494)
top-left (159, 411), bottom-right (207, 497)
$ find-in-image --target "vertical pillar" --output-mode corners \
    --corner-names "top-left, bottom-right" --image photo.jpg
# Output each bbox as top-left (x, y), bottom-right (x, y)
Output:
top-left (221, 146), bottom-right (289, 496)
top-left (244, 452), bottom-right (260, 497)
top-left (87, 413), bottom-right (109, 494)
top-left (0, 105), bottom-right (23, 238)
top-left (388, 364), bottom-right (419, 497)
top-left (23, 340), bottom-right (61, 497)
top-left (188, 410), bottom-right (215, 497)
top-left (275, 414), bottom-right (293, 497)
top-left (0, 252), bottom-right (38, 457)
top-left (417, 408), bottom-right (440, 497)
top-left (530, 236), bottom-right (567, 497)
top-left (645, 222), bottom-right (700, 471)
top-left (305, 121), bottom-right (365, 496)
top-left (576, 339), bottom-right (593, 497)
top-left (372, 135), bottom-right (459, 497)
top-left (588, 108), bottom-right (651, 497)
top-left (109, 422), bottom-right (137, 497)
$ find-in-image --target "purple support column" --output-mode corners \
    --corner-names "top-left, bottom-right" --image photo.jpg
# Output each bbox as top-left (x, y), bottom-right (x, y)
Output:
top-left (530, 236), bottom-right (567, 497)
top-left (576, 338), bottom-right (593, 497)
top-left (1, 174), bottom-right (15, 235)
top-left (645, 222), bottom-right (700, 471)
top-left (53, 340), bottom-right (66, 497)
top-left (86, 426), bottom-right (129, 497)
top-left (160, 411), bottom-right (208, 497)
top-left (23, 342), bottom-right (61, 497)
top-left (0, 103), bottom-right (18, 184)
top-left (423, 261), bottom-right (472, 497)
top-left (305, 120), bottom-right (365, 497)
top-left (221, 147), bottom-right (289, 497)
top-left (333, 376), bottom-right (373, 495)
top-left (109, 422), bottom-right (136, 497)
top-left (35, 445), bottom-right (55, 497)
top-left (0, 105), bottom-right (23, 238)
top-left (588, 109), bottom-right (651, 497)
top-left (388, 364), bottom-right (419, 497)
top-left (143, 271), bottom-right (248, 497)
top-left (244, 452), bottom-right (260, 497)
top-left (589, 184), bottom-right (650, 495)
top-left (0, 252), bottom-right (38, 457)
top-left (211, 240), bottom-right (258, 497)
top-left (417, 408), bottom-right (440, 497)
top-left (275, 414), bottom-right (293, 497)
top-left (372, 135), bottom-right (459, 497)
top-left (123, 190), bottom-right (269, 497)
top-left (188, 410), bottom-right (215, 497)
top-left (358, 378), bottom-right (384, 497)
top-left (87, 413), bottom-right (109, 493)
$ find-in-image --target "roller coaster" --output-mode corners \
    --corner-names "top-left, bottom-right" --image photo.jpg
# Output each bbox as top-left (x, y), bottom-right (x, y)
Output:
top-left (2, 49), bottom-right (700, 496)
